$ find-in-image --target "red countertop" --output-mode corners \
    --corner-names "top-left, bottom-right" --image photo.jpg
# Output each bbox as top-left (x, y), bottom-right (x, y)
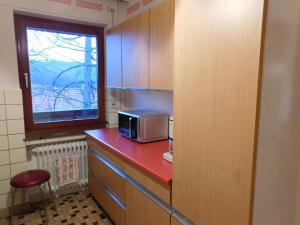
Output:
top-left (85, 128), bottom-right (172, 185)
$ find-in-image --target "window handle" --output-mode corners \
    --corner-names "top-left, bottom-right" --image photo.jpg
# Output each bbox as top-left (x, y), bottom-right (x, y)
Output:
top-left (24, 73), bottom-right (29, 88)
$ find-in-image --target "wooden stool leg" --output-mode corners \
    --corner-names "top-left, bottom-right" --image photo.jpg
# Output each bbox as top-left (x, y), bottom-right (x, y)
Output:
top-left (47, 181), bottom-right (57, 211)
top-left (10, 189), bottom-right (16, 225)
top-left (39, 186), bottom-right (48, 224)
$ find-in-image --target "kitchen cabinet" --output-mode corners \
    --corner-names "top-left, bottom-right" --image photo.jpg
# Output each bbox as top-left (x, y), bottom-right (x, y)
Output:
top-left (172, 0), bottom-right (266, 225)
top-left (106, 0), bottom-right (174, 90)
top-left (122, 10), bottom-right (149, 89)
top-left (126, 182), bottom-right (170, 225)
top-left (106, 24), bottom-right (122, 88)
top-left (86, 131), bottom-right (172, 225)
top-left (149, 0), bottom-right (174, 90)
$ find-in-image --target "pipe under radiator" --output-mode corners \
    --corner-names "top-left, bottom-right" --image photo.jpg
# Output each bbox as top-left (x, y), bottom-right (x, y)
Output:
top-left (32, 140), bottom-right (88, 191)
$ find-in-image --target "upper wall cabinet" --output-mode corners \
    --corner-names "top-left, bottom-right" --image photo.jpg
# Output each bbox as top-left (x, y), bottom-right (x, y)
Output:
top-left (149, 0), bottom-right (174, 90)
top-left (122, 11), bottom-right (150, 89)
top-left (106, 24), bottom-right (122, 88)
top-left (106, 0), bottom-right (175, 90)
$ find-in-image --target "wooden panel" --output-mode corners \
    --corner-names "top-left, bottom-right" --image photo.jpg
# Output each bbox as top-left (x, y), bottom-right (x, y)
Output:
top-left (171, 218), bottom-right (181, 225)
top-left (125, 162), bottom-right (171, 204)
top-left (106, 25), bottom-right (122, 87)
top-left (122, 10), bottom-right (149, 89)
top-left (91, 175), bottom-right (126, 225)
top-left (88, 151), bottom-right (126, 204)
top-left (87, 139), bottom-right (125, 171)
top-left (172, 1), bottom-right (266, 225)
top-left (88, 173), bottom-right (96, 195)
top-left (126, 182), bottom-right (170, 225)
top-left (149, 0), bottom-right (174, 90)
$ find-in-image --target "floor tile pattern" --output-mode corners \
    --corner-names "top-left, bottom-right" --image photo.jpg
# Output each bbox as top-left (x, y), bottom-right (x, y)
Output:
top-left (0, 191), bottom-right (113, 225)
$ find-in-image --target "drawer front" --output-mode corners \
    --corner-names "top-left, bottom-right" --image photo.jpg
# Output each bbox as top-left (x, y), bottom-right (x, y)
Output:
top-left (125, 163), bottom-right (171, 204)
top-left (87, 139), bottom-right (125, 171)
top-left (126, 182), bottom-right (171, 225)
top-left (90, 173), bottom-right (126, 225)
top-left (88, 149), bottom-right (126, 204)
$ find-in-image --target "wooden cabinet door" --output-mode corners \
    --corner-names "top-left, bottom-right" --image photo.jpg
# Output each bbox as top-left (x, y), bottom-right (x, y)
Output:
top-left (106, 24), bottom-right (122, 88)
top-left (171, 218), bottom-right (181, 225)
top-left (122, 11), bottom-right (149, 89)
top-left (149, 0), bottom-right (174, 90)
top-left (172, 0), bottom-right (266, 225)
top-left (126, 182), bottom-right (170, 225)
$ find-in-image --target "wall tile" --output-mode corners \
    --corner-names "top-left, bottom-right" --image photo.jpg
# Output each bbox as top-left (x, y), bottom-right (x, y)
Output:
top-left (9, 148), bottom-right (27, 164)
top-left (0, 136), bottom-right (9, 151)
top-left (0, 120), bottom-right (7, 136)
top-left (0, 194), bottom-right (9, 209)
top-left (8, 134), bottom-right (25, 149)
top-left (0, 105), bottom-right (6, 120)
top-left (5, 105), bottom-right (23, 119)
top-left (0, 191), bottom-right (25, 209)
top-left (0, 90), bottom-right (4, 105)
top-left (10, 162), bottom-right (28, 177)
top-left (7, 119), bottom-right (25, 134)
top-left (4, 89), bottom-right (22, 105)
top-left (106, 100), bottom-right (121, 113)
top-left (0, 165), bottom-right (10, 180)
top-left (106, 112), bottom-right (118, 125)
top-left (106, 88), bottom-right (121, 101)
top-left (0, 180), bottom-right (11, 195)
top-left (0, 151), bottom-right (9, 166)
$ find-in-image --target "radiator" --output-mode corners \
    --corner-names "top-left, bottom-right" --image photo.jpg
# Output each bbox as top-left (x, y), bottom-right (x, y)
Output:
top-left (32, 140), bottom-right (88, 191)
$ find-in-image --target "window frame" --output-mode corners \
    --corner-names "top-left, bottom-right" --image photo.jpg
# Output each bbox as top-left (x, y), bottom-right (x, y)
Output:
top-left (14, 14), bottom-right (105, 138)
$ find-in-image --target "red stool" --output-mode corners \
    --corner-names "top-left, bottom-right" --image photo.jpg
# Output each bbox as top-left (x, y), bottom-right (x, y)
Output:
top-left (10, 170), bottom-right (56, 225)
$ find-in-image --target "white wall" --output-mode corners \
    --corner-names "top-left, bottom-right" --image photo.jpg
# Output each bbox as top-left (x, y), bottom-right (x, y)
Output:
top-left (122, 89), bottom-right (173, 115)
top-left (0, 0), bottom-right (125, 89)
top-left (253, 0), bottom-right (300, 225)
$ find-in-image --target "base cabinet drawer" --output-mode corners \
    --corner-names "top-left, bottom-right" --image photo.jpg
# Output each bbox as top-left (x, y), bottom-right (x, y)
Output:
top-left (171, 218), bottom-right (181, 225)
top-left (89, 174), bottom-right (126, 225)
top-left (126, 182), bottom-right (170, 225)
top-left (88, 149), bottom-right (126, 203)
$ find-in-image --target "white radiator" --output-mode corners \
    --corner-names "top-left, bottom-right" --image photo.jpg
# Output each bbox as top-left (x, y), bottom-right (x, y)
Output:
top-left (32, 140), bottom-right (88, 191)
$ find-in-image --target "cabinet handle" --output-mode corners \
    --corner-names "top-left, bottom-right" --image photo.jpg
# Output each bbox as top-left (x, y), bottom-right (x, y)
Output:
top-left (24, 73), bottom-right (29, 88)
top-left (89, 149), bottom-right (126, 179)
top-left (127, 175), bottom-right (172, 214)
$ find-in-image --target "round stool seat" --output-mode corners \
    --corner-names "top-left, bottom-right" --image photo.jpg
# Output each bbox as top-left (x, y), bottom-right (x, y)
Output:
top-left (10, 170), bottom-right (51, 188)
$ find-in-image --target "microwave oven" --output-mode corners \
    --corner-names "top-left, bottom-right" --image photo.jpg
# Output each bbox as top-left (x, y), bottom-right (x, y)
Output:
top-left (118, 110), bottom-right (169, 143)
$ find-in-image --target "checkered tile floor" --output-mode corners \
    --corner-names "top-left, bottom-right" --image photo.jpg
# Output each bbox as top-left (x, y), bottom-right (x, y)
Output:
top-left (0, 191), bottom-right (113, 225)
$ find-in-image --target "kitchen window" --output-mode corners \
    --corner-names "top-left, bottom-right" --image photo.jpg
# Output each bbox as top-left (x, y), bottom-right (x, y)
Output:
top-left (14, 15), bottom-right (105, 137)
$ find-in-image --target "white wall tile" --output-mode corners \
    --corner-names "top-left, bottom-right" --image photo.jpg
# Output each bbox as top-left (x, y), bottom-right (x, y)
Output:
top-left (5, 105), bottom-right (23, 119)
top-left (9, 148), bottom-right (27, 164)
top-left (0, 120), bottom-right (7, 136)
top-left (0, 136), bottom-right (9, 151)
top-left (7, 119), bottom-right (25, 134)
top-left (106, 88), bottom-right (121, 101)
top-left (0, 151), bottom-right (9, 166)
top-left (0, 194), bottom-right (9, 209)
top-left (0, 191), bottom-right (25, 208)
top-left (0, 90), bottom-right (4, 105)
top-left (106, 112), bottom-right (118, 125)
top-left (4, 89), bottom-right (23, 105)
top-left (0, 165), bottom-right (10, 180)
top-left (106, 100), bottom-right (121, 113)
top-left (106, 123), bottom-right (118, 128)
top-left (0, 180), bottom-right (11, 194)
top-left (8, 134), bottom-right (25, 149)
top-left (0, 105), bottom-right (6, 120)
top-left (10, 162), bottom-right (28, 177)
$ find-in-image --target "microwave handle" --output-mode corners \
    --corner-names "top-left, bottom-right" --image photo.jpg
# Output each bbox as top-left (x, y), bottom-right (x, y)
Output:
top-left (129, 117), bottom-right (132, 139)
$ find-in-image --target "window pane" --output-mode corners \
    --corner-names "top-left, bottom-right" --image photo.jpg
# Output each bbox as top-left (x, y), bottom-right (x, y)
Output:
top-left (26, 28), bottom-right (99, 124)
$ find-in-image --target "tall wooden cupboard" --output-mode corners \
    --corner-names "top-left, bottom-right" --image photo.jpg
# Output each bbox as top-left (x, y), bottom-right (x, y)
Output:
top-left (172, 1), bottom-right (266, 225)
